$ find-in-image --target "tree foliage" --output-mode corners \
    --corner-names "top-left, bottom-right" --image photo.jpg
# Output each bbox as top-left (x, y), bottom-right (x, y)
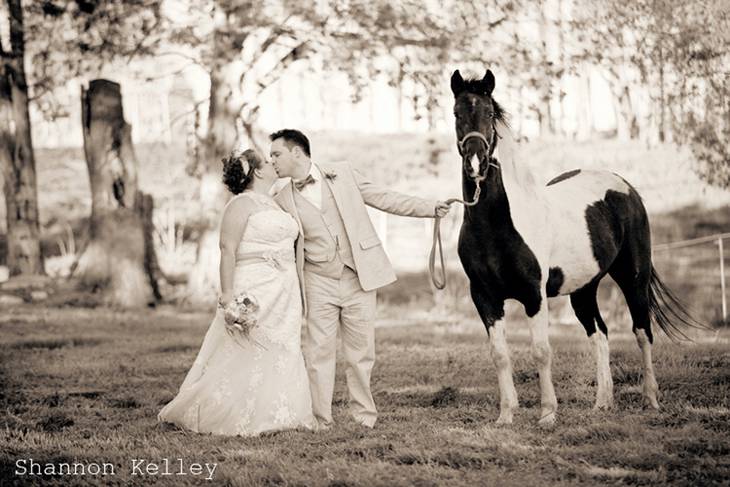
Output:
top-left (12, 0), bottom-right (730, 188)
top-left (161, 0), bottom-right (478, 172)
top-left (21, 0), bottom-right (163, 118)
top-left (576, 0), bottom-right (730, 187)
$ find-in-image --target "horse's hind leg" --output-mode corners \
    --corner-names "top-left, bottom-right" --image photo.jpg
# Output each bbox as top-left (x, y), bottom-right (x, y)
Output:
top-left (609, 257), bottom-right (660, 409)
top-left (635, 324), bottom-right (660, 409)
top-left (470, 284), bottom-right (518, 424)
top-left (570, 280), bottom-right (614, 409)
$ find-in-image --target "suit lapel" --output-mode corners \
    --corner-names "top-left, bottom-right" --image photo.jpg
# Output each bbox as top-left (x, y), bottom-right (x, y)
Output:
top-left (317, 162), bottom-right (355, 242)
top-left (274, 180), bottom-right (306, 312)
top-left (275, 181), bottom-right (303, 236)
top-left (317, 162), bottom-right (346, 215)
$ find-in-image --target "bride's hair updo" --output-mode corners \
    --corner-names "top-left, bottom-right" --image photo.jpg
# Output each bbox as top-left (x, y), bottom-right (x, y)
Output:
top-left (221, 148), bottom-right (263, 194)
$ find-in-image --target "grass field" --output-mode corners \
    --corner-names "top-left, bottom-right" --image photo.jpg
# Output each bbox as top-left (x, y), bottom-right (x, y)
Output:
top-left (1, 305), bottom-right (729, 486)
top-left (1, 133), bottom-right (728, 485)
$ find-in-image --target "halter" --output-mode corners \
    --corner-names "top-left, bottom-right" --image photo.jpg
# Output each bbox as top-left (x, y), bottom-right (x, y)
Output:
top-left (429, 126), bottom-right (501, 289)
top-left (458, 131), bottom-right (490, 153)
top-left (457, 128), bottom-right (500, 192)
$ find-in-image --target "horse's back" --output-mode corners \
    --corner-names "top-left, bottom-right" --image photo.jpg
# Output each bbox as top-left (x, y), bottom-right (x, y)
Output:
top-left (545, 169), bottom-right (632, 201)
top-left (544, 169), bottom-right (648, 295)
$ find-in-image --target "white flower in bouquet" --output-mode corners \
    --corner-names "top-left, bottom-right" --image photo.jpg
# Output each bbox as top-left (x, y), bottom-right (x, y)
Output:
top-left (219, 292), bottom-right (265, 349)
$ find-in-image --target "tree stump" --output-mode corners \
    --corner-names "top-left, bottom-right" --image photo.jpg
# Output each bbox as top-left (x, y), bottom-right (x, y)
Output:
top-left (74, 79), bottom-right (161, 307)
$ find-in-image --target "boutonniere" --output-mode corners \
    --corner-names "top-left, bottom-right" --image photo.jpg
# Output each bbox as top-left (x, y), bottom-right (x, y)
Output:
top-left (323, 170), bottom-right (337, 182)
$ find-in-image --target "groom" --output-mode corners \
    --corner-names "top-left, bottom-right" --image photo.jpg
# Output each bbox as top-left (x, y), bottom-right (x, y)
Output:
top-left (270, 129), bottom-right (449, 429)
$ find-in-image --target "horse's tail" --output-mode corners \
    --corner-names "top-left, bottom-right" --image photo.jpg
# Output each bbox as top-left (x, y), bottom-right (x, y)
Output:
top-left (648, 265), bottom-right (709, 341)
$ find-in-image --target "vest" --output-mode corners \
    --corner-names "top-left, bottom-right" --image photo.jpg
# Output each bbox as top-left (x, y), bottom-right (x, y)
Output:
top-left (293, 181), bottom-right (356, 279)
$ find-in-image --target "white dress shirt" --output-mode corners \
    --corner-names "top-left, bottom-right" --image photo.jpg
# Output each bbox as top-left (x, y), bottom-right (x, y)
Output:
top-left (296, 162), bottom-right (323, 210)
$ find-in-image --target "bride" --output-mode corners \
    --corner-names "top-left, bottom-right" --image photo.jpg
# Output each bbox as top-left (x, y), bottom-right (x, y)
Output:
top-left (158, 147), bottom-right (315, 436)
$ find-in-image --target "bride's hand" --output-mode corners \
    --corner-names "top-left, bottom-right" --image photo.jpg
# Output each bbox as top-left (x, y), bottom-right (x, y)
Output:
top-left (218, 293), bottom-right (233, 309)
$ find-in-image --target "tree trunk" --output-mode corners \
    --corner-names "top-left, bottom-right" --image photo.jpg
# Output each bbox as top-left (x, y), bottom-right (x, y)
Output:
top-left (611, 84), bottom-right (638, 141)
top-left (556, 0), bottom-right (566, 137)
top-left (537, 0), bottom-right (554, 137)
top-left (658, 46), bottom-right (666, 143)
top-left (74, 79), bottom-right (160, 307)
top-left (136, 191), bottom-right (163, 302)
top-left (576, 67), bottom-right (593, 140)
top-left (605, 66), bottom-right (639, 141)
top-left (185, 15), bottom-right (299, 303)
top-left (0, 0), bottom-right (44, 277)
top-left (185, 64), bottom-right (244, 303)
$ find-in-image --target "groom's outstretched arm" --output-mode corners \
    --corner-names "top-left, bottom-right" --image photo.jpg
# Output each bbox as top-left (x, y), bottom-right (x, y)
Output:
top-left (351, 165), bottom-right (446, 218)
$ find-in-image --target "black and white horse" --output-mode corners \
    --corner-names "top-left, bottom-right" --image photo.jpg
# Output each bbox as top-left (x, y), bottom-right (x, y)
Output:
top-left (451, 69), bottom-right (700, 425)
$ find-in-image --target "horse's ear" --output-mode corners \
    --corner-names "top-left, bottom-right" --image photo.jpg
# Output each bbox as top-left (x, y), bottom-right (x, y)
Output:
top-left (482, 70), bottom-right (495, 96)
top-left (451, 70), bottom-right (465, 96)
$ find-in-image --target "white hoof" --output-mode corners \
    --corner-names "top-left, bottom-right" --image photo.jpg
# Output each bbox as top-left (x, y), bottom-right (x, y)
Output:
top-left (495, 410), bottom-right (515, 425)
top-left (645, 395), bottom-right (660, 410)
top-left (593, 397), bottom-right (615, 410)
top-left (538, 411), bottom-right (556, 427)
top-left (644, 382), bottom-right (660, 410)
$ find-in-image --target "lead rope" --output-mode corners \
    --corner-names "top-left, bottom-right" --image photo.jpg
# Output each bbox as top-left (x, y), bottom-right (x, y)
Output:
top-left (431, 126), bottom-right (503, 289)
top-left (429, 171), bottom-right (489, 290)
top-left (430, 124), bottom-right (500, 290)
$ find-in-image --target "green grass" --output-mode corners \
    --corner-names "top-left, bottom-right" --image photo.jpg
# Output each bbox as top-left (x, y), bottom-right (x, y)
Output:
top-left (1, 305), bottom-right (729, 486)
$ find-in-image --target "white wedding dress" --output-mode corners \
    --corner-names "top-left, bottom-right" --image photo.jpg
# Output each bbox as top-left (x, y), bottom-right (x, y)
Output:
top-left (158, 191), bottom-right (315, 436)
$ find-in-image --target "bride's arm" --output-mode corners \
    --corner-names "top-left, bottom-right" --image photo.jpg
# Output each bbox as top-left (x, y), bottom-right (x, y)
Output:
top-left (218, 197), bottom-right (254, 306)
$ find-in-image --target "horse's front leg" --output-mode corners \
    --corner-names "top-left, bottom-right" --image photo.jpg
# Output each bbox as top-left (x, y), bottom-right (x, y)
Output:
top-left (490, 318), bottom-right (519, 424)
top-left (525, 289), bottom-right (558, 426)
top-left (470, 284), bottom-right (518, 424)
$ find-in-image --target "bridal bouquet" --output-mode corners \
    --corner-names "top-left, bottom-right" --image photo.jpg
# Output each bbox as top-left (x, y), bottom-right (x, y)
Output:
top-left (218, 293), bottom-right (265, 349)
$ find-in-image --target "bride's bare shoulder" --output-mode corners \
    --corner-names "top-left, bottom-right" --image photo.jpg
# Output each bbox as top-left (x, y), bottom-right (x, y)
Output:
top-left (222, 193), bottom-right (259, 217)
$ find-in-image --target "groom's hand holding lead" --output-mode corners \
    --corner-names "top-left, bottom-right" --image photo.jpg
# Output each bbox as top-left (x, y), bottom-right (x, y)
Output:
top-left (435, 201), bottom-right (450, 218)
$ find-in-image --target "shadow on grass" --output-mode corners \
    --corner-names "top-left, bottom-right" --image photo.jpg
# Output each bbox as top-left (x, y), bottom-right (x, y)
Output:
top-left (107, 397), bottom-right (142, 409)
top-left (377, 386), bottom-right (491, 410)
top-left (7, 337), bottom-right (106, 350)
top-left (153, 343), bottom-right (198, 353)
top-left (36, 412), bottom-right (74, 432)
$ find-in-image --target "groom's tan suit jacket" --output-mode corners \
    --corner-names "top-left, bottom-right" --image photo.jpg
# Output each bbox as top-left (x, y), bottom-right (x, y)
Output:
top-left (274, 161), bottom-right (436, 311)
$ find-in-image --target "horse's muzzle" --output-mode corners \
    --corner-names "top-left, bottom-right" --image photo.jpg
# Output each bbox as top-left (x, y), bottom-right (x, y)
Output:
top-left (463, 149), bottom-right (489, 180)
top-left (460, 133), bottom-right (489, 178)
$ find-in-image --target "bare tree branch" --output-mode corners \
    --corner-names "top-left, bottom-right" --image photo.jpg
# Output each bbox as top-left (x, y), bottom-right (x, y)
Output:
top-left (254, 42), bottom-right (308, 92)
top-left (125, 11), bottom-right (163, 64)
top-left (155, 50), bottom-right (206, 69)
top-left (170, 97), bottom-right (209, 125)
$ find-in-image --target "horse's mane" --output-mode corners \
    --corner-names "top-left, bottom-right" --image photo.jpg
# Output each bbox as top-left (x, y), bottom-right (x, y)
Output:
top-left (493, 100), bottom-right (508, 127)
top-left (495, 118), bottom-right (515, 165)
top-left (494, 117), bottom-right (540, 197)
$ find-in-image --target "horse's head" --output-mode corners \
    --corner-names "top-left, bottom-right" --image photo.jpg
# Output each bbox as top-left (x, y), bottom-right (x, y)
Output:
top-left (451, 69), bottom-right (503, 182)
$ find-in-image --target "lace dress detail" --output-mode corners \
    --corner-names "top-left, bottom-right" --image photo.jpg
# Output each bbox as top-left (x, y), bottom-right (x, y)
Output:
top-left (158, 191), bottom-right (314, 436)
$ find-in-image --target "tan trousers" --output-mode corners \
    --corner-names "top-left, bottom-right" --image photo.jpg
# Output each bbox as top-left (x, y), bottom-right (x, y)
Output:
top-left (303, 267), bottom-right (377, 427)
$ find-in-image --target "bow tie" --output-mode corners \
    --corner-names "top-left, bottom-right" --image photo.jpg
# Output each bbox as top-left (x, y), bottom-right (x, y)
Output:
top-left (294, 174), bottom-right (315, 191)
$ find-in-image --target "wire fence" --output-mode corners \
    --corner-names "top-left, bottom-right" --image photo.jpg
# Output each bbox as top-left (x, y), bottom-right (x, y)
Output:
top-left (652, 232), bottom-right (730, 321)
top-left (374, 208), bottom-right (729, 324)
